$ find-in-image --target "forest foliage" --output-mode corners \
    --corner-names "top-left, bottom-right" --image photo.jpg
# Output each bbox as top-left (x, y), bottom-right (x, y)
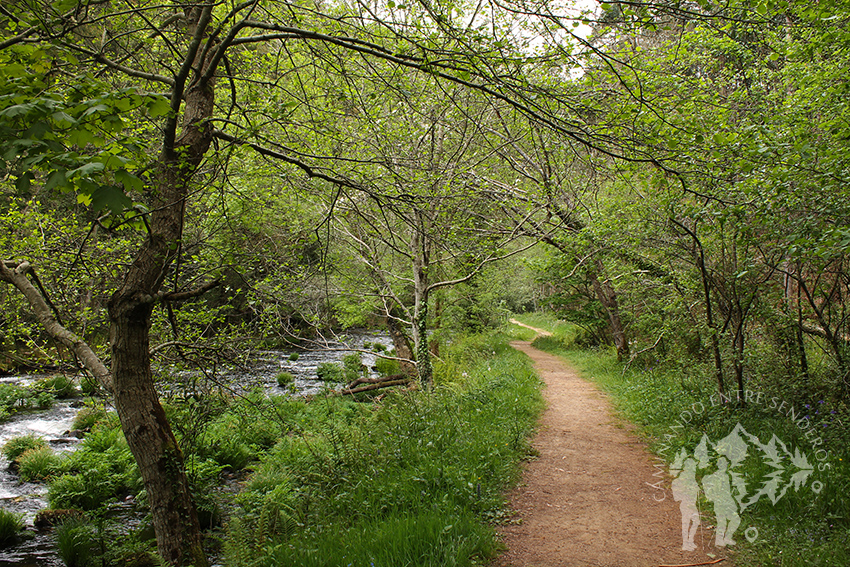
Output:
top-left (0, 0), bottom-right (849, 564)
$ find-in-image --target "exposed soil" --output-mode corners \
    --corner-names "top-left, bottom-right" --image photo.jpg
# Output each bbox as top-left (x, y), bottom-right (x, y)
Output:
top-left (492, 335), bottom-right (732, 567)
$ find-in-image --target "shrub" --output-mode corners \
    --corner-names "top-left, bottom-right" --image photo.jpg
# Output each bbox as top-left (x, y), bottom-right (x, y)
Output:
top-left (315, 362), bottom-right (343, 383)
top-left (342, 353), bottom-right (364, 375)
top-left (275, 372), bottom-right (295, 387)
top-left (55, 517), bottom-right (98, 567)
top-left (288, 353), bottom-right (299, 362)
top-left (35, 375), bottom-right (78, 398)
top-left (72, 402), bottom-right (110, 432)
top-left (2, 434), bottom-right (48, 462)
top-left (18, 446), bottom-right (63, 482)
top-left (0, 383), bottom-right (53, 417)
top-left (201, 410), bottom-right (281, 470)
top-left (186, 458), bottom-right (226, 529)
top-left (79, 376), bottom-right (99, 397)
top-left (0, 508), bottom-right (24, 545)
top-left (375, 356), bottom-right (401, 376)
top-left (48, 423), bottom-right (141, 510)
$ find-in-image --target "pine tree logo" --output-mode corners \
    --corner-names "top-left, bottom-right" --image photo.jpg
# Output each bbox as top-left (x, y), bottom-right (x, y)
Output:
top-left (669, 423), bottom-right (817, 551)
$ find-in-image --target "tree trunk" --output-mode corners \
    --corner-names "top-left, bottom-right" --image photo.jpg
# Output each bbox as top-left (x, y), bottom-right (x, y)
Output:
top-left (106, 6), bottom-right (215, 564)
top-left (386, 307), bottom-right (417, 378)
top-left (698, 248), bottom-right (725, 396)
top-left (732, 314), bottom-right (746, 406)
top-left (589, 260), bottom-right (629, 361)
top-left (411, 213), bottom-right (432, 386)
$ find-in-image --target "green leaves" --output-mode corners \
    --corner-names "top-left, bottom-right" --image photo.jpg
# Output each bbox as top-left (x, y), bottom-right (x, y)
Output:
top-left (0, 46), bottom-right (171, 222)
top-left (90, 185), bottom-right (133, 215)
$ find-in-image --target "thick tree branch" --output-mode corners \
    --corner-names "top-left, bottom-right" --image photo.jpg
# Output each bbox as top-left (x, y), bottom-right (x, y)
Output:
top-left (162, 279), bottom-right (221, 301)
top-left (1, 260), bottom-right (113, 393)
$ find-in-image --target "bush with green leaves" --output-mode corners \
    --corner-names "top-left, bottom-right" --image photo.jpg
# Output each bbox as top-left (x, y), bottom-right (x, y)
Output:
top-left (18, 445), bottom-right (63, 482)
top-left (55, 517), bottom-right (98, 567)
top-left (2, 433), bottom-right (48, 462)
top-left (47, 423), bottom-right (141, 510)
top-left (315, 362), bottom-right (343, 383)
top-left (0, 508), bottom-right (25, 545)
top-left (0, 383), bottom-right (53, 420)
top-left (374, 355), bottom-right (401, 377)
top-left (71, 401), bottom-right (110, 431)
top-left (275, 372), bottom-right (294, 387)
top-left (35, 375), bottom-right (78, 398)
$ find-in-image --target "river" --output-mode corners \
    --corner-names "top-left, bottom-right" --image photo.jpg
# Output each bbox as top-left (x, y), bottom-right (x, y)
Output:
top-left (0, 330), bottom-right (392, 566)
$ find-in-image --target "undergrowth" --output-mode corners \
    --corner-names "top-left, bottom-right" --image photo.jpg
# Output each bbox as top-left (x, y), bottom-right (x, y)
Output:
top-left (42, 332), bottom-right (543, 567)
top-left (223, 332), bottom-right (543, 567)
top-left (511, 314), bottom-right (849, 567)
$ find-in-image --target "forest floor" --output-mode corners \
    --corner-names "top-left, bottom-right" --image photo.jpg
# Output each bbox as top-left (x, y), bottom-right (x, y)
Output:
top-left (492, 327), bottom-right (732, 567)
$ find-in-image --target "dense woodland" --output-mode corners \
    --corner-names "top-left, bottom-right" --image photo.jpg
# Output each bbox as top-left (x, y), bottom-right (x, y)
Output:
top-left (0, 0), bottom-right (848, 565)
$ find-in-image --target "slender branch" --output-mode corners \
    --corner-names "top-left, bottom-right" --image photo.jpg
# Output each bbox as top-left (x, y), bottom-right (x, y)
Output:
top-left (212, 129), bottom-right (367, 191)
top-left (161, 279), bottom-right (221, 302)
top-left (59, 42), bottom-right (175, 85)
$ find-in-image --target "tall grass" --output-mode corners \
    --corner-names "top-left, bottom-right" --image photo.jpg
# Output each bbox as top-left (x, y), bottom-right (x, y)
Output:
top-left (223, 332), bottom-right (544, 567)
top-left (0, 508), bottom-right (24, 545)
top-left (517, 315), bottom-right (850, 567)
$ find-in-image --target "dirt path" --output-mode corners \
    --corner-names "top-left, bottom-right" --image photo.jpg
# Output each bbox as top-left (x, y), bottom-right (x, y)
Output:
top-left (493, 338), bottom-right (730, 567)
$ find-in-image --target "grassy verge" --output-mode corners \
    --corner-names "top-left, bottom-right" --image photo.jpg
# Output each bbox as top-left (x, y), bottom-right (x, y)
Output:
top-left (224, 331), bottom-right (543, 567)
top-left (510, 314), bottom-right (849, 567)
top-left (38, 332), bottom-right (543, 567)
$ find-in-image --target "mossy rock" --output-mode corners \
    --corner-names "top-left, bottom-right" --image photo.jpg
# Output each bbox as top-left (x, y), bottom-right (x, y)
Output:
top-left (34, 509), bottom-right (84, 529)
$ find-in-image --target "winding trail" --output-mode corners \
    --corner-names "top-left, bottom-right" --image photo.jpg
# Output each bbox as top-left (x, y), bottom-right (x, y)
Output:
top-left (493, 328), bottom-right (730, 567)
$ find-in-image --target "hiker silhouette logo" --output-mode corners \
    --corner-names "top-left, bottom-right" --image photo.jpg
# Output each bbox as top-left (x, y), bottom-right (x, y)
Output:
top-left (669, 424), bottom-right (820, 551)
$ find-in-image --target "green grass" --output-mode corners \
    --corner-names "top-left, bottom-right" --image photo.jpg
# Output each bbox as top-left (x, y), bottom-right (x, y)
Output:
top-left (509, 312), bottom-right (582, 345)
top-left (0, 508), bottom-right (25, 545)
top-left (2, 433), bottom-right (48, 462)
top-left (520, 313), bottom-right (850, 567)
top-left (18, 445), bottom-right (63, 482)
top-left (43, 330), bottom-right (543, 567)
top-left (223, 331), bottom-right (544, 567)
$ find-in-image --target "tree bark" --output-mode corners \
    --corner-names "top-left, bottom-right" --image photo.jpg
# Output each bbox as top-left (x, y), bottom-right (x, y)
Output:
top-left (411, 212), bottom-right (433, 386)
top-left (0, 261), bottom-right (113, 392)
top-left (386, 307), bottom-right (417, 378)
top-left (105, 5), bottom-right (215, 565)
top-left (588, 260), bottom-right (629, 361)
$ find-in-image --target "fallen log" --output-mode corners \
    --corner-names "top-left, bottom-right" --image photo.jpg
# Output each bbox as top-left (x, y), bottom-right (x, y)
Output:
top-left (339, 379), bottom-right (410, 396)
top-left (345, 373), bottom-right (409, 390)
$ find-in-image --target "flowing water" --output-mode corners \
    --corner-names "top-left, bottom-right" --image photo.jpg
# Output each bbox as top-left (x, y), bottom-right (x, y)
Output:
top-left (0, 330), bottom-right (392, 566)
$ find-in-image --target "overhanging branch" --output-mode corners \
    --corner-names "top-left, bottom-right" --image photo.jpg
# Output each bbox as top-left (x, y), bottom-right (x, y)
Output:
top-left (0, 260), bottom-right (113, 393)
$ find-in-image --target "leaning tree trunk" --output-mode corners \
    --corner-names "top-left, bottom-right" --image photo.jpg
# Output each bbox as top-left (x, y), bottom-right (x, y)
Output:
top-left (589, 260), bottom-right (629, 361)
top-left (386, 307), bottom-right (417, 378)
top-left (106, 7), bottom-right (215, 565)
